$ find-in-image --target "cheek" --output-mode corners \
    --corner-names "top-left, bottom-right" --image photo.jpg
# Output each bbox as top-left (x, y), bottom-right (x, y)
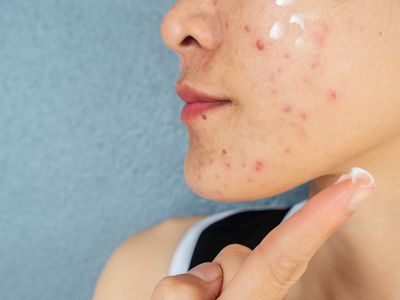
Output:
top-left (242, 18), bottom-right (342, 116)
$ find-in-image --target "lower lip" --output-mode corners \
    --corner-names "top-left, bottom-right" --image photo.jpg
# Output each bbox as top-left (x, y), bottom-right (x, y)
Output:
top-left (181, 101), bottom-right (231, 123)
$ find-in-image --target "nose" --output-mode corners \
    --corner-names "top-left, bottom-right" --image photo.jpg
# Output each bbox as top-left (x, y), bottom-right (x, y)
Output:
top-left (160, 1), bottom-right (222, 58)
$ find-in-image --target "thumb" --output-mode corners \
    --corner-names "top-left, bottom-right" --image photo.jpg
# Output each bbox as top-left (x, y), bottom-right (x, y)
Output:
top-left (188, 262), bottom-right (223, 283)
top-left (151, 262), bottom-right (223, 300)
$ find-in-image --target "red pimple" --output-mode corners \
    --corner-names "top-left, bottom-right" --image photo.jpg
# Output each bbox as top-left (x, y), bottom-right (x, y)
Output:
top-left (254, 160), bottom-right (264, 172)
top-left (284, 148), bottom-right (291, 154)
top-left (284, 52), bottom-right (291, 59)
top-left (312, 23), bottom-right (330, 48)
top-left (299, 111), bottom-right (308, 121)
top-left (225, 20), bottom-right (229, 29)
top-left (241, 163), bottom-right (246, 168)
top-left (310, 60), bottom-right (319, 69)
top-left (225, 162), bottom-right (231, 168)
top-left (270, 88), bottom-right (278, 96)
top-left (256, 39), bottom-right (265, 50)
top-left (247, 178), bottom-right (253, 183)
top-left (212, 0), bottom-right (219, 6)
top-left (283, 104), bottom-right (292, 113)
top-left (328, 89), bottom-right (338, 102)
top-left (244, 24), bottom-right (251, 33)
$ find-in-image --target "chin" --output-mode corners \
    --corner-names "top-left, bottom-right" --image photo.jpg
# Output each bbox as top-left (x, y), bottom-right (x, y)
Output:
top-left (183, 163), bottom-right (291, 203)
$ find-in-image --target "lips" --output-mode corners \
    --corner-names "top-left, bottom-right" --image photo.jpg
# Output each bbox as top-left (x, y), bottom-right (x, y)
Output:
top-left (175, 83), bottom-right (232, 123)
top-left (175, 83), bottom-right (232, 104)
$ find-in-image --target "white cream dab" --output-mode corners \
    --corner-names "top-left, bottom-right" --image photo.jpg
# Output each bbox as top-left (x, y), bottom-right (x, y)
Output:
top-left (276, 0), bottom-right (294, 6)
top-left (290, 14), bottom-right (305, 31)
top-left (269, 21), bottom-right (285, 40)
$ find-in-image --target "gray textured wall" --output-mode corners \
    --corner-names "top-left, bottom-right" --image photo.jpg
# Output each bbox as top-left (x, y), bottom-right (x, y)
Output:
top-left (0, 1), bottom-right (309, 299)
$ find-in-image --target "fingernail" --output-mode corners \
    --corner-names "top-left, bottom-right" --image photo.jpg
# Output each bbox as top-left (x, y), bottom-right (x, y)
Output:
top-left (347, 186), bottom-right (374, 214)
top-left (188, 262), bottom-right (222, 282)
top-left (334, 167), bottom-right (376, 188)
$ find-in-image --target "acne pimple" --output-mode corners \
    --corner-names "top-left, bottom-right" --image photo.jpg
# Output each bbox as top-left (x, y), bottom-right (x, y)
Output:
top-left (284, 148), bottom-right (291, 154)
top-left (212, 0), bottom-right (218, 6)
top-left (225, 162), bottom-right (231, 168)
top-left (215, 173), bottom-right (220, 179)
top-left (284, 52), bottom-right (291, 59)
top-left (327, 89), bottom-right (338, 102)
top-left (254, 160), bottom-right (265, 172)
top-left (282, 104), bottom-right (293, 113)
top-left (298, 111), bottom-right (308, 121)
top-left (241, 163), bottom-right (246, 168)
top-left (225, 20), bottom-right (229, 29)
top-left (244, 24), bottom-right (251, 33)
top-left (312, 24), bottom-right (330, 48)
top-left (256, 39), bottom-right (265, 50)
top-left (270, 88), bottom-right (278, 96)
top-left (247, 178), bottom-right (253, 183)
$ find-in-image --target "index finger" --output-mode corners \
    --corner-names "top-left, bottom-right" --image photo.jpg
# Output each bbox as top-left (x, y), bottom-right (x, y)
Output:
top-left (218, 167), bottom-right (376, 300)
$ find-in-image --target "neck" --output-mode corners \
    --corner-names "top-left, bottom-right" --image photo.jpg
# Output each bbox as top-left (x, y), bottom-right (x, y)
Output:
top-left (289, 134), bottom-right (400, 300)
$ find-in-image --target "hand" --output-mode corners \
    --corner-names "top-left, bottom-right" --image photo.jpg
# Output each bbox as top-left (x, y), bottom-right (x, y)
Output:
top-left (151, 173), bottom-right (376, 299)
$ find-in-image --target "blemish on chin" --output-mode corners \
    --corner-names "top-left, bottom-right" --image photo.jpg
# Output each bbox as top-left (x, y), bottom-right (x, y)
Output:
top-left (254, 160), bottom-right (265, 172)
top-left (247, 178), bottom-right (253, 183)
top-left (244, 24), bottom-right (251, 33)
top-left (224, 162), bottom-right (231, 169)
top-left (284, 148), bottom-right (291, 154)
top-left (222, 149), bottom-right (227, 155)
top-left (284, 52), bottom-right (291, 59)
top-left (201, 114), bottom-right (207, 120)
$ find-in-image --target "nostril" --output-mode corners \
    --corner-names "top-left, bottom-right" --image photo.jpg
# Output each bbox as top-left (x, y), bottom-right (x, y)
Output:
top-left (181, 35), bottom-right (199, 47)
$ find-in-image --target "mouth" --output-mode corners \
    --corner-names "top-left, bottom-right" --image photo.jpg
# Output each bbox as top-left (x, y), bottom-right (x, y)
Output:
top-left (175, 83), bottom-right (232, 123)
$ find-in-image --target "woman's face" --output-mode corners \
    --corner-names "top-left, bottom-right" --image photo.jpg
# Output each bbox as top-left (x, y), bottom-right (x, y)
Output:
top-left (161, 0), bottom-right (400, 202)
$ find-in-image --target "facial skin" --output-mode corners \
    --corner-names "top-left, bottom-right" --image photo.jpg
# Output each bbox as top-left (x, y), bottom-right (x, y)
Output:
top-left (161, 0), bottom-right (400, 203)
top-left (162, 1), bottom-right (400, 298)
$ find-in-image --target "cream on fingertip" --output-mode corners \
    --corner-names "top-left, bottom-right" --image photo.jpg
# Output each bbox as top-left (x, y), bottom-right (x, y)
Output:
top-left (334, 167), bottom-right (376, 188)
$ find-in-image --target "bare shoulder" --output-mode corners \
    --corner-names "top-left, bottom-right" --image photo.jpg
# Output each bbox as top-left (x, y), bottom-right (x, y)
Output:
top-left (92, 215), bottom-right (209, 300)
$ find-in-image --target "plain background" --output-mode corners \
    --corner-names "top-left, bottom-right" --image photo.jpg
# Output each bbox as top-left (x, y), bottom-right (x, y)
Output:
top-left (0, 1), bottom-right (309, 299)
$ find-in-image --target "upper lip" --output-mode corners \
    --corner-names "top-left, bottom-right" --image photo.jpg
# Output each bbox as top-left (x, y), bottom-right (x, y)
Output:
top-left (175, 83), bottom-right (232, 104)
